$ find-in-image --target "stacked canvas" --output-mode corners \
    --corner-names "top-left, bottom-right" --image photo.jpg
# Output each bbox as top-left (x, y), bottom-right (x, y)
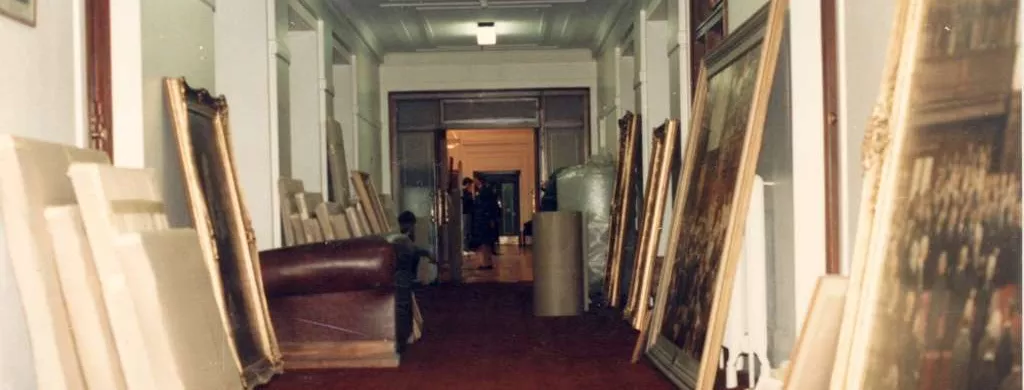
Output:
top-left (0, 135), bottom-right (244, 389)
top-left (278, 177), bottom-right (368, 245)
top-left (0, 136), bottom-right (109, 389)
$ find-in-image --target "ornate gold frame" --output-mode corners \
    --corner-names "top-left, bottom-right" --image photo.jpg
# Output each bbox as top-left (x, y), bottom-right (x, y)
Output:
top-left (164, 78), bottom-right (282, 388)
top-left (605, 112), bottom-right (642, 307)
top-left (827, 0), bottom-right (910, 385)
top-left (830, 0), bottom-right (1022, 388)
top-left (643, 1), bottom-right (788, 388)
top-left (624, 119), bottom-right (681, 333)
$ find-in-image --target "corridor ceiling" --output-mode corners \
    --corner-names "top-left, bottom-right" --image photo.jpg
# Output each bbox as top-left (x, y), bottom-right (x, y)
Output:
top-left (329, 0), bottom-right (629, 53)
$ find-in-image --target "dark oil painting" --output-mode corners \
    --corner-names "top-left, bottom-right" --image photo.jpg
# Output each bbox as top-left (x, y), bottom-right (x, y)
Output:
top-left (659, 41), bottom-right (763, 361)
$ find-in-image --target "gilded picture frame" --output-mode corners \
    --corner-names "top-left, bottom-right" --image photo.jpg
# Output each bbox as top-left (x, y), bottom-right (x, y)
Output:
top-left (624, 119), bottom-right (680, 333)
top-left (606, 112), bottom-right (643, 307)
top-left (644, 1), bottom-right (788, 388)
top-left (828, 0), bottom-right (912, 384)
top-left (164, 78), bottom-right (283, 388)
top-left (830, 0), bottom-right (1022, 388)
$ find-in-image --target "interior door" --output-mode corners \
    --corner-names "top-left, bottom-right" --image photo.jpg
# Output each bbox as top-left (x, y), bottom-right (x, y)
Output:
top-left (395, 131), bottom-right (441, 257)
top-left (432, 131), bottom-right (453, 270)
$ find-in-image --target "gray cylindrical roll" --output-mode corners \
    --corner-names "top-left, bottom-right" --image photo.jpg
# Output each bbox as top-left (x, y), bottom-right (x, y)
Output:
top-left (533, 211), bottom-right (584, 317)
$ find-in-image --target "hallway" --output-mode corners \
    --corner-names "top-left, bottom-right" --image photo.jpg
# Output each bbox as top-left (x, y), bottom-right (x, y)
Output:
top-left (459, 245), bottom-right (535, 284)
top-left (263, 282), bottom-right (672, 390)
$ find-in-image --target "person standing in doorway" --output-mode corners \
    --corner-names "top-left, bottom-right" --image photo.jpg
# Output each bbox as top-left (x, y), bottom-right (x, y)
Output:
top-left (471, 173), bottom-right (500, 269)
top-left (461, 177), bottom-right (475, 256)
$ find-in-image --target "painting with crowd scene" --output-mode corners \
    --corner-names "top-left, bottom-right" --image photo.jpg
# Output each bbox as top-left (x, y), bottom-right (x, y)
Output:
top-left (643, 1), bottom-right (787, 389)
top-left (830, 0), bottom-right (1022, 389)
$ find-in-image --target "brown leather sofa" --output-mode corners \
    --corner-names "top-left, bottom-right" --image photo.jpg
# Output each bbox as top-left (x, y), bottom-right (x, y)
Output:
top-left (259, 236), bottom-right (415, 369)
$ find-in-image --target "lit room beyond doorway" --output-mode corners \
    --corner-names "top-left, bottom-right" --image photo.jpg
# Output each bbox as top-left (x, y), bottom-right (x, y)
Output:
top-left (447, 128), bottom-right (537, 282)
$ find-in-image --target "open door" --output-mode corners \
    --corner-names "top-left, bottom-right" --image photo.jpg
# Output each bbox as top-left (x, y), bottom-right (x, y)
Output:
top-left (432, 131), bottom-right (454, 275)
top-left (394, 130), bottom-right (459, 275)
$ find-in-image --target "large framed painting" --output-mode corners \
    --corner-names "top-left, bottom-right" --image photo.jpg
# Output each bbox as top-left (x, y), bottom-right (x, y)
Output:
top-left (643, 1), bottom-right (788, 388)
top-left (830, 0), bottom-right (1022, 388)
top-left (624, 119), bottom-right (680, 333)
top-left (829, 0), bottom-right (913, 383)
top-left (605, 112), bottom-right (643, 307)
top-left (165, 78), bottom-right (283, 387)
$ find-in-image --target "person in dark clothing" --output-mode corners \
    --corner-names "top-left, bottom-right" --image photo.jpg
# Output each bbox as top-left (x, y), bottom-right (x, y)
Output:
top-left (481, 177), bottom-right (502, 254)
top-left (461, 178), bottom-right (475, 252)
top-left (461, 177), bottom-right (475, 214)
top-left (398, 211), bottom-right (437, 283)
top-left (470, 173), bottom-right (501, 268)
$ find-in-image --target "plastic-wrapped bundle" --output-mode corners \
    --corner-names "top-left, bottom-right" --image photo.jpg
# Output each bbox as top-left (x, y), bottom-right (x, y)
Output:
top-left (555, 153), bottom-right (616, 304)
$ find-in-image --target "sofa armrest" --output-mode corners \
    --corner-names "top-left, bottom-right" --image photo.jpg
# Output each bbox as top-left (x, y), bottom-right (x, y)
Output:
top-left (259, 236), bottom-right (397, 299)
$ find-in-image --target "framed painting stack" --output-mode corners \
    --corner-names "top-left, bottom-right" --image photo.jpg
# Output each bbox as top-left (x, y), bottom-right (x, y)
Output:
top-left (634, 0), bottom-right (789, 388)
top-left (828, 0), bottom-right (1022, 389)
top-left (623, 119), bottom-right (680, 332)
top-left (605, 112), bottom-right (643, 308)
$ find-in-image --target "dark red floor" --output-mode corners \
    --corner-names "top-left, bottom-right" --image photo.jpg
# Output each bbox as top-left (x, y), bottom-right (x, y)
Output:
top-left (262, 283), bottom-right (673, 390)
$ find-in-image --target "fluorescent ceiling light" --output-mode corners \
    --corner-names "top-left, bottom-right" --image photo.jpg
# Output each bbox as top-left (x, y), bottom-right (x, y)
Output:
top-left (415, 4), bottom-right (552, 10)
top-left (477, 22), bottom-right (496, 46)
top-left (380, 0), bottom-right (587, 7)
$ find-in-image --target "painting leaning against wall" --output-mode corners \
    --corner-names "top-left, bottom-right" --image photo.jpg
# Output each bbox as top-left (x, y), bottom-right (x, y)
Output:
top-left (643, 1), bottom-right (789, 389)
top-left (835, 0), bottom-right (1022, 389)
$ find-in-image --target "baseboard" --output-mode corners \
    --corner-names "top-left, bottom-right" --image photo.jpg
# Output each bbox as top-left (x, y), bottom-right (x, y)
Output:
top-left (280, 340), bottom-right (399, 369)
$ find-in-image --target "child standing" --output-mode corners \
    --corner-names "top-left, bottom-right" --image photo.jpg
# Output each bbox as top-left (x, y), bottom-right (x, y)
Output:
top-left (398, 211), bottom-right (438, 284)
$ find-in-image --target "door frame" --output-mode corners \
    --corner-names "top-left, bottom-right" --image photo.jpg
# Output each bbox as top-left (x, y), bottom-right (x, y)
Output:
top-left (388, 88), bottom-right (590, 210)
top-left (86, 0), bottom-right (113, 159)
top-left (821, 0), bottom-right (841, 274)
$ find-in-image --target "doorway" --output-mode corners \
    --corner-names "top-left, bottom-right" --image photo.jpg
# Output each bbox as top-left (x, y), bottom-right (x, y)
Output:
top-left (476, 170), bottom-right (521, 238)
top-left (391, 89), bottom-right (589, 268)
top-left (446, 128), bottom-right (537, 242)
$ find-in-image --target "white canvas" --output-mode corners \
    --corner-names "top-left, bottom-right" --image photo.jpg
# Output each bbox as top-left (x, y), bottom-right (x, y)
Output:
top-left (68, 162), bottom-right (243, 390)
top-left (0, 135), bottom-right (108, 390)
top-left (115, 229), bottom-right (242, 390)
top-left (44, 206), bottom-right (126, 390)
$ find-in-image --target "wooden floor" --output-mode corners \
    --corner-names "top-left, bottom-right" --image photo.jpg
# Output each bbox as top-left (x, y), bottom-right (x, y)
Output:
top-left (458, 244), bottom-right (534, 284)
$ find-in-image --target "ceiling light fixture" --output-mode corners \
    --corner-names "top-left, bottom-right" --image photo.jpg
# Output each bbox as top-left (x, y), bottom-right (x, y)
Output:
top-left (476, 22), bottom-right (496, 46)
top-left (380, 0), bottom-right (587, 8)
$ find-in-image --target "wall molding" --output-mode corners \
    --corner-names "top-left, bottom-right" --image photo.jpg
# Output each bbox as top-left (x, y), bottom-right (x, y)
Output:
top-left (323, 0), bottom-right (383, 63)
top-left (594, 0), bottom-right (636, 56)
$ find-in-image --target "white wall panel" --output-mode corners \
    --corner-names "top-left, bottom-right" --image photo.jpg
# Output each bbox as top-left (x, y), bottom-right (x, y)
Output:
top-left (111, 0), bottom-right (215, 229)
